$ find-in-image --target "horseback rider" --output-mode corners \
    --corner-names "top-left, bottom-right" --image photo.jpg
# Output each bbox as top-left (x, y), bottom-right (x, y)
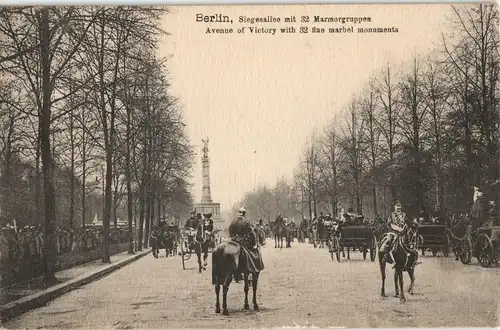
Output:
top-left (229, 206), bottom-right (258, 249)
top-left (275, 212), bottom-right (285, 228)
top-left (379, 201), bottom-right (410, 263)
top-left (229, 206), bottom-right (260, 282)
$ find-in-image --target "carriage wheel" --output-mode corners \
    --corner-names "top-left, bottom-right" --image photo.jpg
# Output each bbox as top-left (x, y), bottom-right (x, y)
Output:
top-left (459, 238), bottom-right (472, 265)
top-left (476, 234), bottom-right (493, 268)
top-left (370, 236), bottom-right (377, 262)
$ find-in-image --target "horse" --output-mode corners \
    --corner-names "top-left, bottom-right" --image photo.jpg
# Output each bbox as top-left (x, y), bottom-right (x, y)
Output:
top-left (151, 226), bottom-right (178, 258)
top-left (285, 223), bottom-right (296, 248)
top-left (184, 222), bottom-right (210, 273)
top-left (272, 220), bottom-right (285, 249)
top-left (211, 226), bottom-right (266, 315)
top-left (378, 225), bottom-right (419, 303)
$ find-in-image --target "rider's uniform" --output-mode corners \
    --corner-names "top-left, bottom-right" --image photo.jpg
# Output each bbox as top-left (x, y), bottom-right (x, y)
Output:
top-left (229, 214), bottom-right (257, 250)
top-left (380, 210), bottom-right (408, 254)
top-left (275, 215), bottom-right (284, 228)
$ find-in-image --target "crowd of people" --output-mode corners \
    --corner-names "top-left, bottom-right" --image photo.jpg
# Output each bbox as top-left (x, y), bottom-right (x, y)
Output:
top-left (0, 224), bottom-right (130, 286)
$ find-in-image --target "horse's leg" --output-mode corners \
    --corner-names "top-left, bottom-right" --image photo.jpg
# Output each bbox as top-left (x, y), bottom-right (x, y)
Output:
top-left (274, 235), bottom-right (277, 248)
top-left (380, 257), bottom-right (387, 297)
top-left (222, 284), bottom-right (230, 315)
top-left (203, 242), bottom-right (208, 267)
top-left (398, 270), bottom-right (406, 302)
top-left (347, 247), bottom-right (350, 260)
top-left (252, 272), bottom-right (260, 311)
top-left (394, 270), bottom-right (399, 297)
top-left (196, 244), bottom-right (203, 272)
top-left (243, 272), bottom-right (250, 309)
top-left (407, 268), bottom-right (415, 295)
top-left (215, 284), bottom-right (221, 313)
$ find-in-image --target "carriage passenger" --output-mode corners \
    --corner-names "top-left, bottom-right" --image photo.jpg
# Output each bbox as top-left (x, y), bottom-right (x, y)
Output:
top-left (417, 207), bottom-right (431, 224)
top-left (431, 205), bottom-right (445, 225)
top-left (470, 190), bottom-right (486, 231)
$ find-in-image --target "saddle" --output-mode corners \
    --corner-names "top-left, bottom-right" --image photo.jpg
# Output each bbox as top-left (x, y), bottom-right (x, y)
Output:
top-left (382, 232), bottom-right (418, 269)
top-left (227, 239), bottom-right (264, 282)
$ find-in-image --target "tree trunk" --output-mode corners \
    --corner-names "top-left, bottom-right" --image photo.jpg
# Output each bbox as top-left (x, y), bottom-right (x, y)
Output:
top-left (125, 82), bottom-right (134, 254)
top-left (69, 109), bottom-right (75, 229)
top-left (40, 8), bottom-right (58, 284)
top-left (98, 13), bottom-right (110, 264)
top-left (81, 108), bottom-right (86, 228)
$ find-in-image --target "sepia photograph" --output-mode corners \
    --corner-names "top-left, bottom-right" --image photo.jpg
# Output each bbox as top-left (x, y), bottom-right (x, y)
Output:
top-left (0, 3), bottom-right (499, 329)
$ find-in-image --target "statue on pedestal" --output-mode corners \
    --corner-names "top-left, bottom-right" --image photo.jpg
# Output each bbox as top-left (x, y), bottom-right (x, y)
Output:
top-left (202, 138), bottom-right (209, 158)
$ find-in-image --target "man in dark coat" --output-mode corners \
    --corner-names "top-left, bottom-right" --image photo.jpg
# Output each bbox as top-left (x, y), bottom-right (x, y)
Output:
top-left (275, 212), bottom-right (285, 227)
top-left (254, 219), bottom-right (266, 246)
top-left (229, 207), bottom-right (257, 249)
top-left (229, 206), bottom-right (263, 282)
top-left (299, 217), bottom-right (309, 242)
top-left (184, 210), bottom-right (199, 229)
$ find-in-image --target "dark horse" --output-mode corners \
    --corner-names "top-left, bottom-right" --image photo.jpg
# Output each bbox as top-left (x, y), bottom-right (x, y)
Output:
top-left (378, 225), bottom-right (418, 303)
top-left (211, 226), bottom-right (265, 315)
top-left (185, 223), bottom-right (210, 273)
top-left (151, 226), bottom-right (178, 258)
top-left (272, 220), bottom-right (285, 249)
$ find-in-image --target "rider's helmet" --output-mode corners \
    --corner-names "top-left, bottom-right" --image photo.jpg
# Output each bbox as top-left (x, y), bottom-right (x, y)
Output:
top-left (190, 210), bottom-right (196, 216)
top-left (238, 206), bottom-right (247, 216)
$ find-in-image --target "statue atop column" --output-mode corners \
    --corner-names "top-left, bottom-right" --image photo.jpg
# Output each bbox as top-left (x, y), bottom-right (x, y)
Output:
top-left (202, 138), bottom-right (209, 159)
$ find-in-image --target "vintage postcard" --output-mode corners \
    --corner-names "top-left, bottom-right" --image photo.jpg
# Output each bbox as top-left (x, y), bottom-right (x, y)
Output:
top-left (0, 3), bottom-right (499, 329)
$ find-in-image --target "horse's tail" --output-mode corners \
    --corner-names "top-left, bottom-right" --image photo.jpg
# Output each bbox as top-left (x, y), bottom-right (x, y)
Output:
top-left (211, 243), bottom-right (237, 285)
top-left (212, 246), bottom-right (223, 285)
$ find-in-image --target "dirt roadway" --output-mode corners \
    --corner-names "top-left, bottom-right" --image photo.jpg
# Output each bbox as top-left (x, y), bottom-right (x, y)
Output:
top-left (4, 238), bottom-right (500, 329)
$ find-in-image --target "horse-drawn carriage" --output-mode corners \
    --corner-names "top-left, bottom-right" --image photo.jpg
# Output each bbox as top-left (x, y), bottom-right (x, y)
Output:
top-left (151, 225), bottom-right (179, 258)
top-left (179, 225), bottom-right (216, 271)
top-left (450, 219), bottom-right (500, 268)
top-left (414, 223), bottom-right (450, 257)
top-left (328, 223), bottom-right (378, 262)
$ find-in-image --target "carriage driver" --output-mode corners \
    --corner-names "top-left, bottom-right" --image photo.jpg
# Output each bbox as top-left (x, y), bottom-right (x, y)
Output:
top-left (379, 201), bottom-right (409, 262)
top-left (184, 211), bottom-right (200, 236)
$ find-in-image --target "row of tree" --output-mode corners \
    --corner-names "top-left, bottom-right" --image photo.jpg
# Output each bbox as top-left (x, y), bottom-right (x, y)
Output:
top-left (0, 6), bottom-right (194, 283)
top-left (235, 4), bottom-right (500, 223)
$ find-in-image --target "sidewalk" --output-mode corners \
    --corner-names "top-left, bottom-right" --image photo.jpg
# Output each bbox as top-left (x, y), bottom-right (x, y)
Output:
top-left (0, 249), bottom-right (151, 323)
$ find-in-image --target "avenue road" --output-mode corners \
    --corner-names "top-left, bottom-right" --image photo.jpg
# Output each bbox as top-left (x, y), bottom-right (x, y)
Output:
top-left (5, 239), bottom-right (500, 328)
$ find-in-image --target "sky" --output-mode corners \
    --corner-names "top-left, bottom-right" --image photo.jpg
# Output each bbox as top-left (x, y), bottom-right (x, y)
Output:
top-left (158, 4), bottom-right (455, 213)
